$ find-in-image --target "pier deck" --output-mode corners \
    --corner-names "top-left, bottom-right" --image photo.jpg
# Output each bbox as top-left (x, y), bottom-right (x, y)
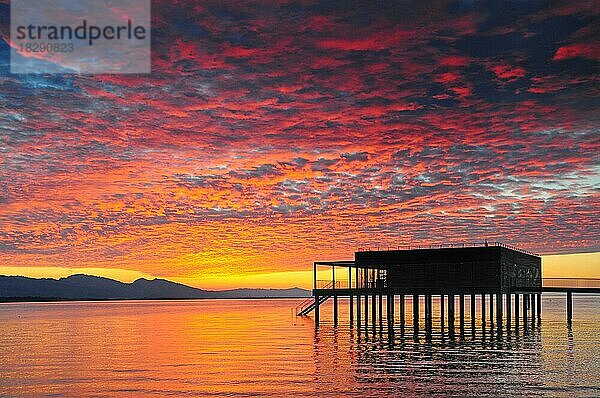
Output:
top-left (296, 243), bottom-right (599, 326)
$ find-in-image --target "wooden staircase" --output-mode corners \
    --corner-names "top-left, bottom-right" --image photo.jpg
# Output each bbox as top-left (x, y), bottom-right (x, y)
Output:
top-left (295, 281), bottom-right (335, 316)
top-left (296, 295), bottom-right (331, 316)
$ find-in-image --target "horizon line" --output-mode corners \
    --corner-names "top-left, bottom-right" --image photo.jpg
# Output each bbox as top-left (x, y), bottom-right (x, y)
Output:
top-left (0, 273), bottom-right (309, 292)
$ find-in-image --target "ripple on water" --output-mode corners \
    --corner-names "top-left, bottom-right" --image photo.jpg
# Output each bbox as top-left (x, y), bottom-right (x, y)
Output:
top-left (0, 296), bottom-right (598, 397)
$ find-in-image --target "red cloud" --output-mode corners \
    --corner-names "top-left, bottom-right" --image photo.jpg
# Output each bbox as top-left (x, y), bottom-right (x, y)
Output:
top-left (491, 65), bottom-right (527, 80)
top-left (318, 27), bottom-right (415, 51)
top-left (0, 0), bottom-right (598, 280)
top-left (439, 56), bottom-right (470, 67)
top-left (553, 43), bottom-right (600, 61)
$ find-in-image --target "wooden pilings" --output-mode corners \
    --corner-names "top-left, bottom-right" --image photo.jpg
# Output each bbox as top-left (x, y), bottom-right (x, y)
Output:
top-left (567, 291), bottom-right (572, 323)
top-left (349, 269), bottom-right (353, 327)
top-left (459, 294), bottom-right (465, 333)
top-left (496, 292), bottom-right (503, 330)
top-left (489, 293), bottom-right (494, 327)
top-left (387, 294), bottom-right (394, 328)
top-left (364, 295), bottom-right (368, 328)
top-left (515, 293), bottom-right (520, 329)
top-left (399, 294), bottom-right (405, 333)
top-left (531, 293), bottom-right (536, 327)
top-left (315, 293), bottom-right (320, 326)
top-left (440, 295), bottom-right (445, 330)
top-left (523, 294), bottom-right (529, 324)
top-left (378, 294), bottom-right (383, 329)
top-left (532, 294), bottom-right (537, 319)
top-left (506, 293), bottom-right (512, 328)
top-left (413, 294), bottom-right (419, 332)
top-left (371, 293), bottom-right (376, 329)
top-left (313, 291), bottom-right (558, 332)
top-left (355, 267), bottom-right (360, 325)
top-left (332, 265), bottom-right (337, 326)
top-left (481, 294), bottom-right (486, 327)
top-left (357, 294), bottom-right (361, 327)
top-left (470, 294), bottom-right (475, 331)
top-left (424, 294), bottom-right (432, 331)
top-left (333, 296), bottom-right (338, 326)
top-left (448, 294), bottom-right (455, 334)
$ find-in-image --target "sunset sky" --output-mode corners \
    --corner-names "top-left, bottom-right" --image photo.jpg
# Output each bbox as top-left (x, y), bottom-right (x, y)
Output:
top-left (0, 1), bottom-right (598, 289)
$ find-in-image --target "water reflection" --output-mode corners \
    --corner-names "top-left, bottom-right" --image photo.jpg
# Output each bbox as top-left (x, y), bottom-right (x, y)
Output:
top-left (0, 296), bottom-right (598, 397)
top-left (315, 321), bottom-right (548, 396)
top-left (312, 295), bottom-right (600, 397)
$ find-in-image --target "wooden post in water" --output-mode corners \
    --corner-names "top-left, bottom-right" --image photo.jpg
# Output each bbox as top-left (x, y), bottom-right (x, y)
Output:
top-left (523, 294), bottom-right (528, 324)
top-left (459, 294), bottom-right (465, 334)
top-left (356, 293), bottom-right (361, 327)
top-left (332, 265), bottom-right (338, 326)
top-left (536, 293), bottom-right (541, 322)
top-left (567, 291), bottom-right (573, 323)
top-left (376, 270), bottom-right (381, 329)
top-left (356, 268), bottom-right (360, 327)
top-left (489, 293), bottom-right (494, 328)
top-left (387, 294), bottom-right (394, 328)
top-left (530, 292), bottom-right (536, 327)
top-left (481, 294), bottom-right (486, 327)
top-left (424, 294), bottom-right (432, 331)
top-left (470, 294), bottom-right (475, 332)
top-left (354, 267), bottom-right (361, 328)
top-left (506, 293), bottom-right (512, 330)
top-left (496, 292), bottom-right (503, 330)
top-left (430, 294), bottom-right (434, 330)
top-left (349, 267), bottom-right (353, 326)
top-left (448, 294), bottom-right (455, 335)
top-left (315, 294), bottom-right (320, 326)
top-left (378, 294), bottom-right (383, 329)
top-left (399, 294), bottom-right (405, 334)
top-left (371, 293), bottom-right (376, 329)
top-left (364, 295), bottom-right (368, 328)
top-left (413, 294), bottom-right (419, 333)
top-left (440, 294), bottom-right (445, 331)
top-left (423, 295), bottom-right (428, 329)
top-left (515, 293), bottom-right (520, 329)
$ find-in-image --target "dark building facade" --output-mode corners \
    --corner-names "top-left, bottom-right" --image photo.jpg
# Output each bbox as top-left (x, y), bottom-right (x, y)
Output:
top-left (355, 246), bottom-right (541, 294)
top-left (298, 243), bottom-right (592, 326)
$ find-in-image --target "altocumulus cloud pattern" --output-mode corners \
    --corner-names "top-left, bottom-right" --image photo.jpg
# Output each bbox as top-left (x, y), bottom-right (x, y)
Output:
top-left (0, 0), bottom-right (598, 279)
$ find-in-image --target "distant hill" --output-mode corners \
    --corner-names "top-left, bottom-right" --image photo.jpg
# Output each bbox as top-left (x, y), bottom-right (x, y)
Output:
top-left (0, 274), bottom-right (310, 301)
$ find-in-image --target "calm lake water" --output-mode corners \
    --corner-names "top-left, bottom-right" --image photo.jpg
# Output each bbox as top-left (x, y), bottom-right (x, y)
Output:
top-left (0, 295), bottom-right (598, 397)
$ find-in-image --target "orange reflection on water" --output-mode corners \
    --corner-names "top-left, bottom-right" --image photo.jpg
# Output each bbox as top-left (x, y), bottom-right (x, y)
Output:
top-left (0, 297), bottom-right (599, 397)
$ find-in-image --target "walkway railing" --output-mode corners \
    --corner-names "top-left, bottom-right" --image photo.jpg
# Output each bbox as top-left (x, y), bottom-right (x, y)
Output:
top-left (315, 280), bottom-right (348, 289)
top-left (312, 278), bottom-right (600, 291)
top-left (357, 241), bottom-right (539, 256)
top-left (542, 278), bottom-right (600, 289)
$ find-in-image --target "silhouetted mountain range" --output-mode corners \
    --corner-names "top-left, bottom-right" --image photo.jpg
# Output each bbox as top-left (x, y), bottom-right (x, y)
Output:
top-left (0, 274), bottom-right (310, 301)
